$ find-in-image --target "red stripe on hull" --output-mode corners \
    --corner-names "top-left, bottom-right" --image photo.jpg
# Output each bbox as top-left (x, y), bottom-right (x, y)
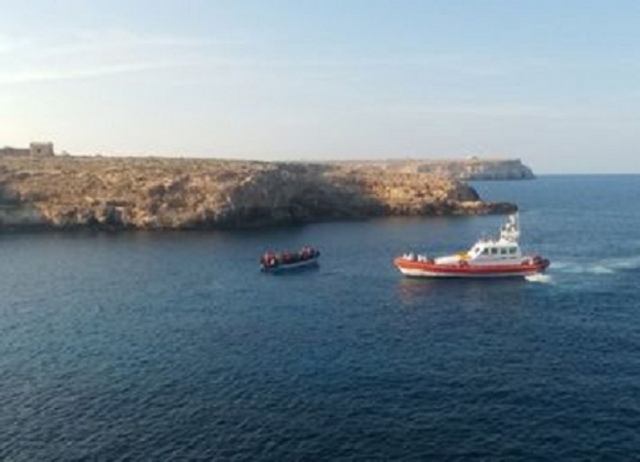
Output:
top-left (394, 257), bottom-right (550, 278)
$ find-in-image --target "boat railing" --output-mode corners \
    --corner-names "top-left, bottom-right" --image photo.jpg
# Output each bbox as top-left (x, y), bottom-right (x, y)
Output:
top-left (402, 253), bottom-right (432, 263)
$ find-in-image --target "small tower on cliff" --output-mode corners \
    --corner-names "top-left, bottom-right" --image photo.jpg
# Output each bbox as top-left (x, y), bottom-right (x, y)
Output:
top-left (30, 142), bottom-right (55, 157)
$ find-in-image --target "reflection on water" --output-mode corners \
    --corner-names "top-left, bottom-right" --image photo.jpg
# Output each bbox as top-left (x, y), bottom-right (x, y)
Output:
top-left (395, 276), bottom-right (533, 309)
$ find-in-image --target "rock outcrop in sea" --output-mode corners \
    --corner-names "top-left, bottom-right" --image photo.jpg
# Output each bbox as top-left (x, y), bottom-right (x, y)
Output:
top-left (0, 156), bottom-right (517, 230)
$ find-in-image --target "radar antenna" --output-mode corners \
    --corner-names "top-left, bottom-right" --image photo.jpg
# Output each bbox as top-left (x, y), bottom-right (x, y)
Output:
top-left (500, 213), bottom-right (520, 242)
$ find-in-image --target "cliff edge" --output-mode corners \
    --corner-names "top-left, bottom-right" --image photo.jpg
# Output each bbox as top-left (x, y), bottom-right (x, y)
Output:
top-left (415, 158), bottom-right (535, 180)
top-left (0, 156), bottom-right (516, 230)
top-left (338, 158), bottom-right (535, 180)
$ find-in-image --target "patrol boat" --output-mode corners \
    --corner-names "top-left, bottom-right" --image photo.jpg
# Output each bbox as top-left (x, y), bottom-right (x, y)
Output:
top-left (394, 214), bottom-right (550, 278)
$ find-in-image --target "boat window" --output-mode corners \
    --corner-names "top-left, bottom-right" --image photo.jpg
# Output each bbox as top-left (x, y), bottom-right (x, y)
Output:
top-left (509, 247), bottom-right (517, 254)
top-left (500, 248), bottom-right (507, 255)
top-left (491, 248), bottom-right (498, 255)
top-left (482, 248), bottom-right (489, 255)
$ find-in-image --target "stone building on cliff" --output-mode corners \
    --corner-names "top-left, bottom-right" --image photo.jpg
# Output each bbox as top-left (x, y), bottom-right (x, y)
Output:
top-left (29, 142), bottom-right (55, 157)
top-left (0, 142), bottom-right (55, 157)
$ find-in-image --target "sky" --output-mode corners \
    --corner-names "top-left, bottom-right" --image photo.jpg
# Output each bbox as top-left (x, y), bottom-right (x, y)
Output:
top-left (1, 1), bottom-right (640, 173)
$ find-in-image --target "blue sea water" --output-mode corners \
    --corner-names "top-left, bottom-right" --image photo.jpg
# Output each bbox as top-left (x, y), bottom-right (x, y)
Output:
top-left (1, 175), bottom-right (640, 460)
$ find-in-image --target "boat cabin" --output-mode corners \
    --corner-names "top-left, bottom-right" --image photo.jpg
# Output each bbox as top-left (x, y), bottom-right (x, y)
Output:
top-left (467, 239), bottom-right (522, 261)
top-left (465, 214), bottom-right (523, 262)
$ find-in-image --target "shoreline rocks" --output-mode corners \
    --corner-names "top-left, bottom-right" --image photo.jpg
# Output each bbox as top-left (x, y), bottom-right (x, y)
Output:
top-left (0, 156), bottom-right (518, 231)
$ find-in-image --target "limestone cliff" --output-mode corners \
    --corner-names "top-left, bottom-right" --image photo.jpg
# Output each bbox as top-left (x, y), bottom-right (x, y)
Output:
top-left (0, 156), bottom-right (516, 230)
top-left (415, 158), bottom-right (535, 180)
top-left (342, 158), bottom-right (535, 180)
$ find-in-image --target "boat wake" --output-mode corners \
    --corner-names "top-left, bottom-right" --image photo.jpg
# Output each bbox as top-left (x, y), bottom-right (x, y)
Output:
top-left (551, 255), bottom-right (640, 275)
top-left (602, 255), bottom-right (640, 271)
top-left (525, 273), bottom-right (553, 283)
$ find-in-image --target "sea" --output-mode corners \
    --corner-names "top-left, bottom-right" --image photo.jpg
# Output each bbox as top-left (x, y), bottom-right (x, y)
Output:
top-left (1, 175), bottom-right (640, 461)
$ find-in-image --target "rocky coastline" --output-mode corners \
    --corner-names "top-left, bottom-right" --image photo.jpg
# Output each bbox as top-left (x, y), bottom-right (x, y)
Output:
top-left (0, 156), bottom-right (519, 231)
top-left (336, 158), bottom-right (535, 180)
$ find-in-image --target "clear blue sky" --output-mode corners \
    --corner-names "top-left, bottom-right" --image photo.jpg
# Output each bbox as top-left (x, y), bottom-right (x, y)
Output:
top-left (1, 0), bottom-right (639, 173)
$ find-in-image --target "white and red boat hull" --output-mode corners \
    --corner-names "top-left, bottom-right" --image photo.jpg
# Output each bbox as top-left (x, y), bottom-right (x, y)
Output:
top-left (394, 257), bottom-right (550, 279)
top-left (395, 214), bottom-right (550, 279)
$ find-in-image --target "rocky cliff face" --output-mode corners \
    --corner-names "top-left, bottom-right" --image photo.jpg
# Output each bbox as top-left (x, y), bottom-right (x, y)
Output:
top-left (344, 158), bottom-right (535, 180)
top-left (0, 156), bottom-right (516, 230)
top-left (416, 158), bottom-right (535, 180)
